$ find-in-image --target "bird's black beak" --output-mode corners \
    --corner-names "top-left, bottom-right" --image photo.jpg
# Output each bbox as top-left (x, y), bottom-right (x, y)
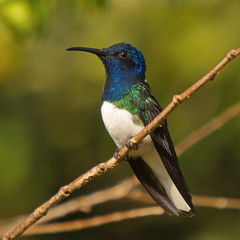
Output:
top-left (67, 47), bottom-right (108, 57)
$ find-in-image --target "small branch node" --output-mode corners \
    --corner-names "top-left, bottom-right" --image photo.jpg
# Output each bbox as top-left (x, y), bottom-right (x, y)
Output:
top-left (209, 72), bottom-right (217, 81)
top-left (172, 95), bottom-right (182, 105)
top-left (98, 163), bottom-right (106, 173)
top-left (36, 208), bottom-right (47, 217)
top-left (60, 186), bottom-right (71, 197)
top-left (227, 49), bottom-right (238, 59)
top-left (82, 178), bottom-right (92, 185)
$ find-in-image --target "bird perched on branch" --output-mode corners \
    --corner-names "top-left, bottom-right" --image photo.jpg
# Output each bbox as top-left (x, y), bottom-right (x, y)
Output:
top-left (68, 42), bottom-right (194, 216)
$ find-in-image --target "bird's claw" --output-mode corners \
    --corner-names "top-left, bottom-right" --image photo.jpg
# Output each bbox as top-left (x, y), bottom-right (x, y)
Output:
top-left (113, 149), bottom-right (130, 161)
top-left (126, 139), bottom-right (139, 150)
top-left (113, 148), bottom-right (120, 160)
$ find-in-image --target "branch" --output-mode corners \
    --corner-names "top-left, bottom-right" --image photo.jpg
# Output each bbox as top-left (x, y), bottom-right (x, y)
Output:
top-left (22, 195), bottom-right (240, 236)
top-left (175, 100), bottom-right (240, 156)
top-left (37, 176), bottom-right (138, 223)
top-left (2, 47), bottom-right (240, 240)
top-left (24, 207), bottom-right (164, 235)
top-left (193, 195), bottom-right (240, 209)
top-left (0, 177), bottom-right (138, 236)
top-left (127, 190), bottom-right (240, 210)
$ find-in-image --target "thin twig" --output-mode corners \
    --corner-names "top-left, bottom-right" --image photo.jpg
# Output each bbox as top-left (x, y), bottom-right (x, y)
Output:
top-left (2, 48), bottom-right (240, 240)
top-left (0, 177), bottom-right (138, 236)
top-left (39, 176), bottom-right (138, 223)
top-left (23, 207), bottom-right (164, 235)
top-left (22, 194), bottom-right (240, 236)
top-left (127, 190), bottom-right (240, 209)
top-left (176, 100), bottom-right (240, 156)
top-left (2, 157), bottom-right (121, 240)
top-left (193, 195), bottom-right (240, 209)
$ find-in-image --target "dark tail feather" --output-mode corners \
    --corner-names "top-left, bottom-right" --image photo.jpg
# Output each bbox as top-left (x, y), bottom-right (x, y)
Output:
top-left (129, 157), bottom-right (194, 217)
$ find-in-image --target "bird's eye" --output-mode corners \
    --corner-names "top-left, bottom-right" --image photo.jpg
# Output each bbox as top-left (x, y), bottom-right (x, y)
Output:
top-left (117, 51), bottom-right (129, 59)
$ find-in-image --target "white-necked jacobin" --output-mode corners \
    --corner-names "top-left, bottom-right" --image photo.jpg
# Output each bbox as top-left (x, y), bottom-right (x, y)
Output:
top-left (67, 42), bottom-right (194, 216)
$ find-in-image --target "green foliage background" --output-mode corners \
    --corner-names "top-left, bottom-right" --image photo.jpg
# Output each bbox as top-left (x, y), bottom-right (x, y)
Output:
top-left (0, 0), bottom-right (240, 239)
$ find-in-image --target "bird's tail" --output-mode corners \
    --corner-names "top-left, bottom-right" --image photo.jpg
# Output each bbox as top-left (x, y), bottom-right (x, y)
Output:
top-left (129, 156), bottom-right (194, 217)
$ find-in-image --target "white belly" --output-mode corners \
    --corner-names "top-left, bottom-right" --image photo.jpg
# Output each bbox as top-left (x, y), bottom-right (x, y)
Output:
top-left (101, 101), bottom-right (151, 154)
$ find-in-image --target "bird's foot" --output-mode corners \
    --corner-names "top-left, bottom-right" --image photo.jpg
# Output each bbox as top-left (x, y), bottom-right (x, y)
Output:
top-left (126, 139), bottom-right (139, 150)
top-left (113, 148), bottom-right (120, 160)
top-left (113, 148), bottom-right (130, 161)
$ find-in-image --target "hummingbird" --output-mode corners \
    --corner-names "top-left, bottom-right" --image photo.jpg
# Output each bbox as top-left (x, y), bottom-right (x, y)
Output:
top-left (67, 42), bottom-right (194, 216)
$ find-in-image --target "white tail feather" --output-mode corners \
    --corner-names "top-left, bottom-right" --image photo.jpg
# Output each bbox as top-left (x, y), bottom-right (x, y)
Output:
top-left (143, 148), bottom-right (191, 212)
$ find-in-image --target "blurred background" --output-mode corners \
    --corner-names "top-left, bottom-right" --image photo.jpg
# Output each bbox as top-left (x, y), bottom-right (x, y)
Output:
top-left (0, 0), bottom-right (240, 239)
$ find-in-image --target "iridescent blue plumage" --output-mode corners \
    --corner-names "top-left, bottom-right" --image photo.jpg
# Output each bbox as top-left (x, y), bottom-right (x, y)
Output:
top-left (68, 42), bottom-right (194, 216)
top-left (101, 43), bottom-right (146, 101)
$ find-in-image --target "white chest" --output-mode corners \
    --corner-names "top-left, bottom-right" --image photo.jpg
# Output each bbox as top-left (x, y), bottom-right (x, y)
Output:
top-left (101, 101), bottom-right (151, 151)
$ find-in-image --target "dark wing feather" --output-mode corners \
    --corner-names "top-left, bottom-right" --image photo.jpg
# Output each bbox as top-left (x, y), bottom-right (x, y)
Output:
top-left (129, 156), bottom-right (179, 216)
top-left (130, 83), bottom-right (194, 215)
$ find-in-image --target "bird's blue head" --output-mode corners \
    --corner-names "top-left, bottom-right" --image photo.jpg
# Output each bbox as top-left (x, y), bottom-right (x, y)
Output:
top-left (68, 42), bottom-right (147, 101)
